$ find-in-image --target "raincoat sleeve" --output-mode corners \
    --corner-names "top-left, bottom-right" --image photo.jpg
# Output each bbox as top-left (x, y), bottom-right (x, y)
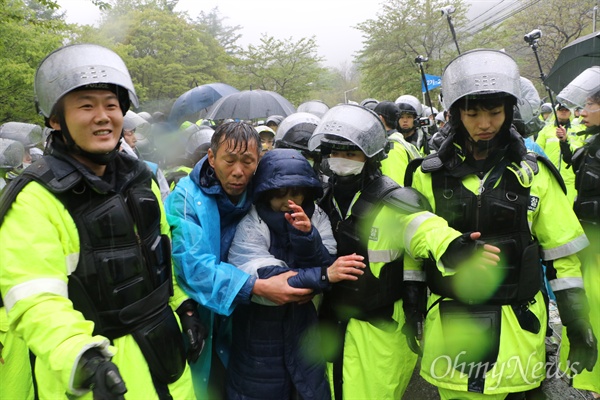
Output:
top-left (0, 182), bottom-right (113, 395)
top-left (312, 205), bottom-right (337, 256)
top-left (405, 170), bottom-right (465, 276)
top-left (229, 205), bottom-right (335, 292)
top-left (529, 161), bottom-right (588, 290)
top-left (228, 207), bottom-right (288, 277)
top-left (381, 134), bottom-right (420, 186)
top-left (165, 183), bottom-right (251, 316)
top-left (401, 211), bottom-right (462, 268)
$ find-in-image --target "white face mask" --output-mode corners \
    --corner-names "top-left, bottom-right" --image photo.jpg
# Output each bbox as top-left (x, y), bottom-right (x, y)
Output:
top-left (328, 157), bottom-right (365, 176)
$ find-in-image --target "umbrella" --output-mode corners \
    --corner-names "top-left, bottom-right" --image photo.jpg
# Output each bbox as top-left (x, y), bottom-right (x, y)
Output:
top-left (545, 31), bottom-right (600, 94)
top-left (205, 89), bottom-right (296, 120)
top-left (169, 83), bottom-right (239, 126)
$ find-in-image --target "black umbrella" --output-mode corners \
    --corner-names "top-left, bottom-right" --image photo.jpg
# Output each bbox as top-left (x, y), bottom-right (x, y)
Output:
top-left (205, 89), bottom-right (296, 120)
top-left (545, 31), bottom-right (600, 94)
top-left (169, 83), bottom-right (239, 126)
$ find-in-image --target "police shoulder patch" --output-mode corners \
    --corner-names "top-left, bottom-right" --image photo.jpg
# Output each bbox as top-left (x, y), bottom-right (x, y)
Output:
top-left (369, 227), bottom-right (379, 241)
top-left (528, 195), bottom-right (540, 211)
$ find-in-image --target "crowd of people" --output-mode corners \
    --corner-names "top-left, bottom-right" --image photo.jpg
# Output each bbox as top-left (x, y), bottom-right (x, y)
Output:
top-left (0, 42), bottom-right (598, 400)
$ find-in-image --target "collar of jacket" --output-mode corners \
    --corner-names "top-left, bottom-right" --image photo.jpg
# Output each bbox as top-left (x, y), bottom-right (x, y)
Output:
top-left (48, 137), bottom-right (148, 194)
top-left (190, 156), bottom-right (252, 221)
top-left (436, 127), bottom-right (527, 178)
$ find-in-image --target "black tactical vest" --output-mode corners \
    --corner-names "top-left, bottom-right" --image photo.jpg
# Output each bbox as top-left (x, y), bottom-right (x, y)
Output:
top-left (0, 155), bottom-right (185, 384)
top-left (573, 136), bottom-right (600, 225)
top-left (321, 175), bottom-right (430, 320)
top-left (423, 154), bottom-right (543, 305)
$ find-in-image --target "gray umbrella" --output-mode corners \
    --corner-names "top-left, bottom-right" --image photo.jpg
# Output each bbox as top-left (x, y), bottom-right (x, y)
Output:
top-left (205, 89), bottom-right (296, 120)
top-left (545, 31), bottom-right (600, 94)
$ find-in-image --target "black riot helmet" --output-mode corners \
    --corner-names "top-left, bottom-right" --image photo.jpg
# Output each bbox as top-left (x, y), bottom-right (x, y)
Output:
top-left (274, 112), bottom-right (321, 152)
top-left (373, 101), bottom-right (399, 130)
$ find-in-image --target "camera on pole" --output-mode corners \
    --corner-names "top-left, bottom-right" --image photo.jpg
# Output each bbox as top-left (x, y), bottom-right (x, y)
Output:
top-left (439, 5), bottom-right (455, 16)
top-left (524, 29), bottom-right (542, 44)
top-left (439, 5), bottom-right (460, 54)
top-left (523, 29), bottom-right (560, 124)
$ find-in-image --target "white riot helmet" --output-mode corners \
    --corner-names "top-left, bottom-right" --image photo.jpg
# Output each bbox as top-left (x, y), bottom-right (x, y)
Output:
top-left (0, 138), bottom-right (25, 169)
top-left (297, 100), bottom-right (330, 119)
top-left (186, 125), bottom-right (214, 165)
top-left (123, 110), bottom-right (152, 145)
top-left (137, 111), bottom-right (153, 123)
top-left (441, 49), bottom-right (521, 110)
top-left (308, 104), bottom-right (387, 161)
top-left (34, 44), bottom-right (139, 164)
top-left (557, 66), bottom-right (600, 109)
top-left (435, 112), bottom-right (446, 124)
top-left (514, 77), bottom-right (545, 137)
top-left (123, 110), bottom-right (149, 132)
top-left (35, 44), bottom-right (139, 122)
top-left (0, 122), bottom-right (43, 149)
top-left (274, 112), bottom-right (321, 152)
top-left (540, 103), bottom-right (553, 114)
top-left (517, 77), bottom-right (541, 123)
top-left (395, 95), bottom-right (423, 117)
top-left (422, 105), bottom-right (439, 118)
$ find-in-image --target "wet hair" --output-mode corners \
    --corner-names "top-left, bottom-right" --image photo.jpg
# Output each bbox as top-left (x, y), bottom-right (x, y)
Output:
top-left (210, 122), bottom-right (261, 156)
top-left (453, 95), bottom-right (510, 112)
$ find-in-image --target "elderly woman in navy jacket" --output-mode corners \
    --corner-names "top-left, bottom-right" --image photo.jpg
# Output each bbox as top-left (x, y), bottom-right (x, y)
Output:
top-left (227, 148), bottom-right (365, 400)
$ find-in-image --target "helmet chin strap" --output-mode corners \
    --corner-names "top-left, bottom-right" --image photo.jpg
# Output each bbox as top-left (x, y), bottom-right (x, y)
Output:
top-left (398, 126), bottom-right (415, 135)
top-left (465, 132), bottom-right (503, 155)
top-left (57, 114), bottom-right (121, 165)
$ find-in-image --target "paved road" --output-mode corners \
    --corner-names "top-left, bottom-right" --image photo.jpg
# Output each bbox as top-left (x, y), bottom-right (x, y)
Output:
top-left (402, 310), bottom-right (596, 400)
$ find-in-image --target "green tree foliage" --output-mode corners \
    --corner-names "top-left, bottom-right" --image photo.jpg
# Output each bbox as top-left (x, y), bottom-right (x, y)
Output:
top-left (355, 0), bottom-right (468, 102)
top-left (494, 0), bottom-right (595, 94)
top-left (71, 0), bottom-right (229, 113)
top-left (192, 7), bottom-right (242, 56)
top-left (232, 35), bottom-right (327, 106)
top-left (0, 0), bottom-right (66, 124)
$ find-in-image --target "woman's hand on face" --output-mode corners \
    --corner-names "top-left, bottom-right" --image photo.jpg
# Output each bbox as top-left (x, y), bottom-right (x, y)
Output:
top-left (284, 201), bottom-right (312, 233)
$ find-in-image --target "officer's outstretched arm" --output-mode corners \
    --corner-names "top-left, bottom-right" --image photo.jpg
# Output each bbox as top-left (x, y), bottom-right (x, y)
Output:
top-left (73, 348), bottom-right (127, 399)
top-left (554, 287), bottom-right (598, 373)
top-left (440, 232), bottom-right (501, 270)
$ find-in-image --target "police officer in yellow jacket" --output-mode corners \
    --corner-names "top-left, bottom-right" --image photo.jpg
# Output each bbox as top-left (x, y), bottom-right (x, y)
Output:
top-left (374, 101), bottom-right (422, 186)
top-left (308, 104), bottom-right (501, 400)
top-left (0, 44), bottom-right (204, 399)
top-left (0, 138), bottom-right (34, 399)
top-left (557, 66), bottom-right (600, 397)
top-left (407, 49), bottom-right (597, 399)
top-left (535, 103), bottom-right (586, 204)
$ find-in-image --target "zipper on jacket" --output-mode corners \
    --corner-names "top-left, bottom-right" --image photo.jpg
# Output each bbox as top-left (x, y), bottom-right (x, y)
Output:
top-left (475, 177), bottom-right (485, 231)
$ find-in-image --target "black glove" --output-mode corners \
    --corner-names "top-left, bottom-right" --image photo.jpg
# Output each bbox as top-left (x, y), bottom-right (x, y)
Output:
top-left (440, 232), bottom-right (485, 271)
top-left (177, 299), bottom-right (208, 364)
top-left (75, 349), bottom-right (127, 399)
top-left (401, 281), bottom-right (427, 356)
top-left (554, 288), bottom-right (598, 373)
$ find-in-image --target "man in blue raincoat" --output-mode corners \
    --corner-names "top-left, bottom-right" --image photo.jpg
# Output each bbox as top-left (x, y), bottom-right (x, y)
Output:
top-left (164, 122), bottom-right (313, 399)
